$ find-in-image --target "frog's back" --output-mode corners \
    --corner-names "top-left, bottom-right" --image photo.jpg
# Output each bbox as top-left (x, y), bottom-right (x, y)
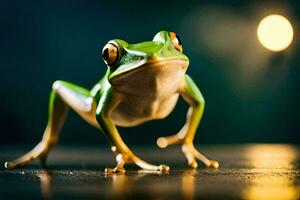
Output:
top-left (109, 61), bottom-right (186, 127)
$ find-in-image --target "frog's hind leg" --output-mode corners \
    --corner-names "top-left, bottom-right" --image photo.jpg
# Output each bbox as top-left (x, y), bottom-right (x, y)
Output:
top-left (5, 81), bottom-right (98, 169)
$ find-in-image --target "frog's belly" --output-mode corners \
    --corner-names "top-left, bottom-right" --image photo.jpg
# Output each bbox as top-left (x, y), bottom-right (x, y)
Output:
top-left (111, 93), bottom-right (179, 127)
top-left (109, 58), bottom-right (187, 127)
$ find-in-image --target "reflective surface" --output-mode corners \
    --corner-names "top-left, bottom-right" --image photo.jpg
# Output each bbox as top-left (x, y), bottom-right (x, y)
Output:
top-left (0, 144), bottom-right (299, 199)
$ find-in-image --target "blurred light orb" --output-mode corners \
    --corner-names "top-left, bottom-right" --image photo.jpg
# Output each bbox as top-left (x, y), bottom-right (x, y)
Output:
top-left (257, 14), bottom-right (293, 52)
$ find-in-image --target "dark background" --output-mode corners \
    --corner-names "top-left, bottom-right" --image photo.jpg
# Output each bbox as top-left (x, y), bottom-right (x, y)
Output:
top-left (1, 0), bottom-right (299, 147)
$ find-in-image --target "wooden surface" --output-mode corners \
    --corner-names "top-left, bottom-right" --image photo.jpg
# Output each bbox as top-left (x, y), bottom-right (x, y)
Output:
top-left (0, 144), bottom-right (299, 199)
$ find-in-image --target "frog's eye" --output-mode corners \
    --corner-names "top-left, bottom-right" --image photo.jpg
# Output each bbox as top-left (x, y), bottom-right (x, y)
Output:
top-left (102, 43), bottom-right (119, 66)
top-left (169, 32), bottom-right (183, 52)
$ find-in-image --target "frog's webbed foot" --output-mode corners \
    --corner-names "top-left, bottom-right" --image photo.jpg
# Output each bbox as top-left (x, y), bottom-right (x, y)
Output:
top-left (157, 135), bottom-right (219, 169)
top-left (105, 153), bottom-right (128, 174)
top-left (181, 143), bottom-right (219, 169)
top-left (104, 147), bottom-right (170, 175)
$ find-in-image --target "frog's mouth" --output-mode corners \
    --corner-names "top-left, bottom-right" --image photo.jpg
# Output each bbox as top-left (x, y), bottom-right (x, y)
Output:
top-left (108, 57), bottom-right (189, 84)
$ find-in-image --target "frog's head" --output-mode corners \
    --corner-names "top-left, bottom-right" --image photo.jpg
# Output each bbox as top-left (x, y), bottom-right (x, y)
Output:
top-left (101, 31), bottom-right (189, 84)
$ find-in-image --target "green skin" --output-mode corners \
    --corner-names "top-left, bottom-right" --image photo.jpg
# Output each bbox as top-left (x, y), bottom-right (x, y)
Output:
top-left (5, 31), bottom-right (219, 173)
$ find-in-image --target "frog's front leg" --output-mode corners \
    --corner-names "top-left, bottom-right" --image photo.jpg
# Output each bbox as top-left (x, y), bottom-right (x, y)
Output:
top-left (96, 87), bottom-right (169, 174)
top-left (157, 74), bottom-right (219, 169)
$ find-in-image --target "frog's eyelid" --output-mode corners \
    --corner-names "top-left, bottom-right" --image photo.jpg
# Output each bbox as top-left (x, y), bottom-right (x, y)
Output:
top-left (125, 49), bottom-right (147, 57)
top-left (152, 31), bottom-right (167, 43)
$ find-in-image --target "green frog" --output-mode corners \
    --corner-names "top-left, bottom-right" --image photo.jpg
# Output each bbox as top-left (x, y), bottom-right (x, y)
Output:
top-left (5, 31), bottom-right (219, 174)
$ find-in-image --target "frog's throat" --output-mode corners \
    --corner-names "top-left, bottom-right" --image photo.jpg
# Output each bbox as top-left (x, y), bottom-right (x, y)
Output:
top-left (109, 58), bottom-right (189, 82)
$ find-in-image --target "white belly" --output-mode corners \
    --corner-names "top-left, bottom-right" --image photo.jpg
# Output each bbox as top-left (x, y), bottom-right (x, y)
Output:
top-left (109, 61), bottom-right (186, 127)
top-left (112, 93), bottom-right (179, 127)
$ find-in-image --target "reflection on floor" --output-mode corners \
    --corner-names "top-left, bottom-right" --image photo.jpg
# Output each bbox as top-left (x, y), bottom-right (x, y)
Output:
top-left (0, 144), bottom-right (299, 199)
top-left (243, 145), bottom-right (299, 200)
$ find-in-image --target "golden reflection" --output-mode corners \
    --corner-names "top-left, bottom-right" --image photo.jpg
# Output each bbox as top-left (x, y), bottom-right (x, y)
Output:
top-left (182, 169), bottom-right (196, 200)
top-left (108, 170), bottom-right (197, 199)
top-left (242, 144), bottom-right (299, 200)
top-left (243, 176), bottom-right (299, 200)
top-left (36, 170), bottom-right (52, 200)
top-left (111, 174), bottom-right (130, 198)
top-left (245, 144), bottom-right (296, 169)
top-left (108, 172), bottom-right (146, 199)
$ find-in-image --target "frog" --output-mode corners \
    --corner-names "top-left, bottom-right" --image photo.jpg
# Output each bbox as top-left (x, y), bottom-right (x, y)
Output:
top-left (5, 31), bottom-right (219, 174)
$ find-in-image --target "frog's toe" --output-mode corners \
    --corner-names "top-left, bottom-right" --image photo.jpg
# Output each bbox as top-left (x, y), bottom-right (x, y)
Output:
top-left (104, 166), bottom-right (126, 174)
top-left (209, 160), bottom-right (219, 169)
top-left (182, 143), bottom-right (219, 169)
top-left (156, 135), bottom-right (182, 148)
top-left (188, 160), bottom-right (198, 169)
top-left (158, 164), bottom-right (170, 172)
top-left (4, 161), bottom-right (15, 169)
top-left (156, 137), bottom-right (169, 148)
top-left (115, 166), bottom-right (126, 174)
